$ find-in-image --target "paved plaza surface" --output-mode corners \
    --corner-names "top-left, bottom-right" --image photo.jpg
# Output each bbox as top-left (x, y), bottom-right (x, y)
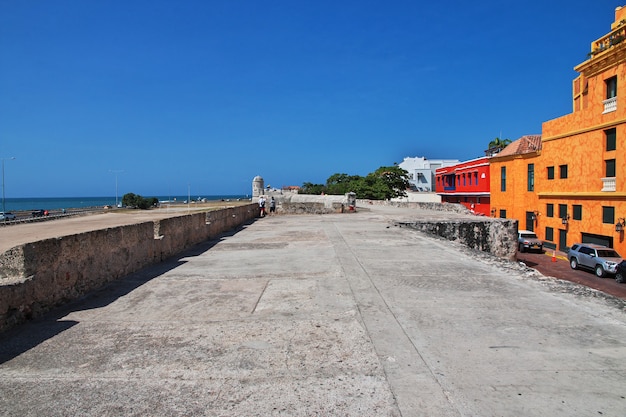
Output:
top-left (1, 206), bottom-right (626, 416)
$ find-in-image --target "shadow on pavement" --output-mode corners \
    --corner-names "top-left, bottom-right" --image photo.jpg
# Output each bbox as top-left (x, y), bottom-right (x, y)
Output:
top-left (0, 226), bottom-right (246, 364)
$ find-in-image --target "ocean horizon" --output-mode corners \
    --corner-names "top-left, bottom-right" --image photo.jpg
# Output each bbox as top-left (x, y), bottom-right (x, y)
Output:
top-left (1, 195), bottom-right (251, 212)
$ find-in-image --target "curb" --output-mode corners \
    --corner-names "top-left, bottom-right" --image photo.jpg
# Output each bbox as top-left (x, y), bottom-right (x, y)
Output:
top-left (544, 251), bottom-right (568, 261)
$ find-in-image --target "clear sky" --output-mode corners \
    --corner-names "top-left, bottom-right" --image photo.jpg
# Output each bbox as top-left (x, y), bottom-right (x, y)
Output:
top-left (0, 1), bottom-right (619, 197)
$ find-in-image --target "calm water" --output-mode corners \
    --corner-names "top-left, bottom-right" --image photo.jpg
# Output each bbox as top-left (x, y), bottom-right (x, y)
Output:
top-left (1, 195), bottom-right (250, 212)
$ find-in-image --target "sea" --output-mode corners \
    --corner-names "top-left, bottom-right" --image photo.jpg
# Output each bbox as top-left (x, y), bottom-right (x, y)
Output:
top-left (1, 195), bottom-right (251, 212)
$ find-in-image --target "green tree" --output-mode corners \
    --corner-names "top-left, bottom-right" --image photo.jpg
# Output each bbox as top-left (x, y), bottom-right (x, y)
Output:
top-left (486, 137), bottom-right (512, 155)
top-left (138, 197), bottom-right (159, 209)
top-left (371, 166), bottom-right (411, 199)
top-left (355, 174), bottom-right (386, 199)
top-left (299, 182), bottom-right (326, 195)
top-left (121, 192), bottom-right (139, 208)
top-left (301, 166), bottom-right (410, 200)
top-left (325, 173), bottom-right (362, 195)
top-left (121, 193), bottom-right (158, 209)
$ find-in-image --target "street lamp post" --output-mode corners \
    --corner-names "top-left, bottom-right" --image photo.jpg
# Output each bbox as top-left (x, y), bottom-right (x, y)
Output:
top-left (110, 170), bottom-right (123, 207)
top-left (1, 157), bottom-right (15, 214)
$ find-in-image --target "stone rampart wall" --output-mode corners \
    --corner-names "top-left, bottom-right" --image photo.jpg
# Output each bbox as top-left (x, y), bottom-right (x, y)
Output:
top-left (397, 218), bottom-right (518, 260)
top-left (262, 193), bottom-right (348, 215)
top-left (359, 199), bottom-right (471, 214)
top-left (0, 201), bottom-right (517, 332)
top-left (263, 194), bottom-right (462, 215)
top-left (279, 202), bottom-right (345, 215)
top-left (269, 195), bottom-right (515, 258)
top-left (0, 204), bottom-right (258, 332)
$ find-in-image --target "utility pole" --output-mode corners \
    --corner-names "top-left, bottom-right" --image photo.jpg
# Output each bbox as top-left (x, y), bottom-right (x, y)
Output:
top-left (110, 170), bottom-right (124, 207)
top-left (1, 157), bottom-right (15, 214)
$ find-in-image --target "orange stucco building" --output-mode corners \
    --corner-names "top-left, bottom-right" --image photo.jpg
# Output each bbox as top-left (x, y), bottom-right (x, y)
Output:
top-left (489, 136), bottom-right (542, 230)
top-left (541, 6), bottom-right (626, 254)
top-left (492, 6), bottom-right (626, 255)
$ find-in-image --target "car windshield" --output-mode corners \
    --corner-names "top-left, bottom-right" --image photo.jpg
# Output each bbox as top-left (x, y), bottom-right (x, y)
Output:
top-left (521, 233), bottom-right (537, 238)
top-left (597, 250), bottom-right (620, 258)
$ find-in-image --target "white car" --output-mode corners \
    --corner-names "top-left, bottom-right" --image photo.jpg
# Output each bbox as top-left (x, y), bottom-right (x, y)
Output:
top-left (0, 211), bottom-right (17, 221)
top-left (518, 230), bottom-right (543, 253)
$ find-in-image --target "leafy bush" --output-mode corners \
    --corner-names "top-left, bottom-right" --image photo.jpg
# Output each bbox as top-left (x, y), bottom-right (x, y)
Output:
top-left (121, 193), bottom-right (159, 209)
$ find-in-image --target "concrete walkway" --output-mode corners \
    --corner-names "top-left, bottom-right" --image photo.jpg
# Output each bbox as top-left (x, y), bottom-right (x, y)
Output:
top-left (1, 206), bottom-right (625, 416)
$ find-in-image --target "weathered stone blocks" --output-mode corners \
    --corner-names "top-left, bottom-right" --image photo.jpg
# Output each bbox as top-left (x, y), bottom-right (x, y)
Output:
top-left (0, 204), bottom-right (258, 332)
top-left (397, 219), bottom-right (518, 260)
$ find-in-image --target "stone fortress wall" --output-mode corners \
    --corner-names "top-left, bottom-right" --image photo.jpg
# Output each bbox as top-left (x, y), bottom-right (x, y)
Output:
top-left (259, 189), bottom-right (517, 260)
top-left (0, 185), bottom-right (517, 332)
top-left (0, 204), bottom-right (258, 332)
top-left (356, 199), bottom-right (518, 260)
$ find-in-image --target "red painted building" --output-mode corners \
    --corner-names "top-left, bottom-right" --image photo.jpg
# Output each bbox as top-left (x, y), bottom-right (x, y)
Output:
top-left (435, 157), bottom-right (491, 216)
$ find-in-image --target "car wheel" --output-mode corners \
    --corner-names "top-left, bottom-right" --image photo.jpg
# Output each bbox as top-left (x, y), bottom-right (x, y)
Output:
top-left (595, 265), bottom-right (606, 278)
top-left (616, 273), bottom-right (625, 284)
top-left (570, 258), bottom-right (578, 270)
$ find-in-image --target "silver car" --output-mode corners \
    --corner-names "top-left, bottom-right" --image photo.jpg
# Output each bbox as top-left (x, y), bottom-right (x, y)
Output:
top-left (567, 243), bottom-right (623, 278)
top-left (0, 211), bottom-right (16, 221)
top-left (518, 230), bottom-right (543, 253)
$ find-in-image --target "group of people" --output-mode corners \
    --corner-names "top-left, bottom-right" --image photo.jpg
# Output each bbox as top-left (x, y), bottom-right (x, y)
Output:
top-left (258, 196), bottom-right (275, 217)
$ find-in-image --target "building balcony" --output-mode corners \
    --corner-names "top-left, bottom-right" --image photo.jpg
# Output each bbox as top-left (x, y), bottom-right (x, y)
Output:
top-left (590, 24), bottom-right (626, 58)
top-left (601, 177), bottom-right (616, 192)
top-left (603, 96), bottom-right (617, 113)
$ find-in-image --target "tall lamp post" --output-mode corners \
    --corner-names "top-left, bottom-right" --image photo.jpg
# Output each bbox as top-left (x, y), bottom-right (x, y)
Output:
top-left (110, 170), bottom-right (123, 207)
top-left (1, 157), bottom-right (15, 214)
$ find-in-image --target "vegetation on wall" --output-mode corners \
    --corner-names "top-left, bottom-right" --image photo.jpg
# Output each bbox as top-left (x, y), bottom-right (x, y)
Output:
top-left (300, 165), bottom-right (411, 200)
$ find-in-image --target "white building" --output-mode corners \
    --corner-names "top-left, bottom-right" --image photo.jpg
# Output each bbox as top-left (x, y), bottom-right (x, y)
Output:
top-left (399, 156), bottom-right (460, 192)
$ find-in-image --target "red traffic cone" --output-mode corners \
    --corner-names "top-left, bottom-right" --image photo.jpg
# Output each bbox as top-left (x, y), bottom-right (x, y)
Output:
top-left (552, 251), bottom-right (556, 262)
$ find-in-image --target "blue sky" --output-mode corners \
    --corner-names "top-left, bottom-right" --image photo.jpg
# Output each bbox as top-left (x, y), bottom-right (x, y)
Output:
top-left (0, 1), bottom-right (619, 197)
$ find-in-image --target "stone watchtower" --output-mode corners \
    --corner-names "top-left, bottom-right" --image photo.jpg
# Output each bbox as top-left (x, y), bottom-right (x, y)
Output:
top-left (252, 176), bottom-right (264, 198)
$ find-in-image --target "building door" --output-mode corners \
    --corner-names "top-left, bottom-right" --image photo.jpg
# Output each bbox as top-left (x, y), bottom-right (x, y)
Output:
top-left (525, 212), bottom-right (535, 232)
top-left (558, 229), bottom-right (568, 252)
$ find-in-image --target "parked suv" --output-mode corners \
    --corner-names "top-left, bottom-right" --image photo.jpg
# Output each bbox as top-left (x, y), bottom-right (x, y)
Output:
top-left (518, 230), bottom-right (543, 253)
top-left (567, 243), bottom-right (623, 278)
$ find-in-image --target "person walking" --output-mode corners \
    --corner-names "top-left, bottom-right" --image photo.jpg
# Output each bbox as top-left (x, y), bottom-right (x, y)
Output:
top-left (269, 197), bottom-right (276, 215)
top-left (259, 196), bottom-right (266, 217)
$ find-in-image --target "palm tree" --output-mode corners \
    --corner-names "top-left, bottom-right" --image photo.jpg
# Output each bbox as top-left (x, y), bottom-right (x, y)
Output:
top-left (485, 137), bottom-right (512, 156)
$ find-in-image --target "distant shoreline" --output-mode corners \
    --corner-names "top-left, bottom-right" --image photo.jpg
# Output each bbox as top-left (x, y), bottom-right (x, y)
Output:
top-left (2, 199), bottom-right (253, 224)
top-left (1, 195), bottom-right (251, 212)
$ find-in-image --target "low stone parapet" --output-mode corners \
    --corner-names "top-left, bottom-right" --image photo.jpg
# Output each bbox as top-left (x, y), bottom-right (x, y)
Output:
top-left (359, 199), bottom-right (471, 214)
top-left (257, 193), bottom-right (349, 215)
top-left (396, 218), bottom-right (518, 260)
top-left (0, 204), bottom-right (258, 332)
